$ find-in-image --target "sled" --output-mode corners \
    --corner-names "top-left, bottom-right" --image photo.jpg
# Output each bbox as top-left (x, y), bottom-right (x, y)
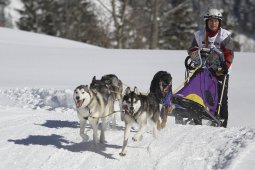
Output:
top-left (170, 48), bottom-right (226, 127)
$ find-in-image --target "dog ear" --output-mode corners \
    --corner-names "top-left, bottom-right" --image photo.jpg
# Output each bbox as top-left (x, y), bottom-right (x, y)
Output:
top-left (92, 76), bottom-right (96, 82)
top-left (134, 86), bottom-right (139, 94)
top-left (81, 85), bottom-right (89, 93)
top-left (125, 87), bottom-right (131, 95)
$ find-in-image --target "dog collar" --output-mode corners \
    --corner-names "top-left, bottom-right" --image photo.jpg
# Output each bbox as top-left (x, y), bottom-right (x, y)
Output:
top-left (125, 106), bottom-right (142, 121)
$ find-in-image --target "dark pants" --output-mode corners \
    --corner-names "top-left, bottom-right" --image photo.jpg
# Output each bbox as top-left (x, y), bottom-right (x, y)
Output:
top-left (217, 75), bottom-right (229, 128)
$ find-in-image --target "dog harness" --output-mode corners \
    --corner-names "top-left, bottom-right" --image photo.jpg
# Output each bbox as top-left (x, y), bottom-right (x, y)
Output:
top-left (124, 104), bottom-right (143, 122)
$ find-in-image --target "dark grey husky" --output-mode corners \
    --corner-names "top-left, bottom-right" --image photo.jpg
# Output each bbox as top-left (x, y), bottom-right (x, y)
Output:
top-left (90, 74), bottom-right (124, 126)
top-left (101, 74), bottom-right (123, 103)
top-left (119, 87), bottom-right (161, 156)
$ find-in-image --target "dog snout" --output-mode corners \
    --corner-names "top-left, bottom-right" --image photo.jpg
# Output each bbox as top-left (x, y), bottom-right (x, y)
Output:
top-left (130, 106), bottom-right (134, 113)
top-left (76, 96), bottom-right (80, 101)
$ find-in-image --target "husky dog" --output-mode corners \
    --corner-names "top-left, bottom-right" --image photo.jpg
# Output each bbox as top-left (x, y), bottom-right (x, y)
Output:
top-left (90, 76), bottom-right (116, 128)
top-left (101, 74), bottom-right (123, 103)
top-left (101, 74), bottom-right (123, 120)
top-left (150, 71), bottom-right (173, 128)
top-left (73, 85), bottom-right (114, 143)
top-left (119, 87), bottom-right (161, 156)
top-left (90, 74), bottom-right (123, 123)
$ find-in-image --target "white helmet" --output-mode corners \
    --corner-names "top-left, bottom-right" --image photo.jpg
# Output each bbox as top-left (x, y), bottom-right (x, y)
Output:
top-left (204, 8), bottom-right (222, 21)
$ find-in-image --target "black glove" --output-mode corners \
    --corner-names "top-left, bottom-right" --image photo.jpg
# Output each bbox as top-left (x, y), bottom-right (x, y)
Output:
top-left (219, 62), bottom-right (228, 74)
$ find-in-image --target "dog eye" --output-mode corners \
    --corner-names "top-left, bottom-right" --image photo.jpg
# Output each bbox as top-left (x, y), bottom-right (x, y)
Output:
top-left (104, 80), bottom-right (111, 84)
top-left (82, 92), bottom-right (85, 94)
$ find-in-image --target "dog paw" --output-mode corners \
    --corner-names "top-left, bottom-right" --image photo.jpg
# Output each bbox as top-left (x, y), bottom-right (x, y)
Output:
top-left (100, 135), bottom-right (106, 143)
top-left (161, 122), bottom-right (166, 129)
top-left (94, 139), bottom-right (99, 144)
top-left (81, 134), bottom-right (89, 142)
top-left (90, 142), bottom-right (98, 149)
top-left (100, 139), bottom-right (107, 144)
top-left (157, 122), bottom-right (161, 130)
top-left (119, 152), bottom-right (126, 156)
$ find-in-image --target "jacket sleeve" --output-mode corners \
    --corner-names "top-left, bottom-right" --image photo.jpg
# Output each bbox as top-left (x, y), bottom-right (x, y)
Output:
top-left (187, 37), bottom-right (199, 55)
top-left (220, 35), bottom-right (234, 69)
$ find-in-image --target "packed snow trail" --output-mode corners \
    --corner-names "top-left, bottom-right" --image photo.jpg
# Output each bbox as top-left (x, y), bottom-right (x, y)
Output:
top-left (0, 90), bottom-right (255, 170)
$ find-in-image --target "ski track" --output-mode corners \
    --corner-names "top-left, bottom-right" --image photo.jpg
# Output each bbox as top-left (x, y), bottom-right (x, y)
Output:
top-left (229, 143), bottom-right (255, 170)
top-left (0, 89), bottom-right (255, 170)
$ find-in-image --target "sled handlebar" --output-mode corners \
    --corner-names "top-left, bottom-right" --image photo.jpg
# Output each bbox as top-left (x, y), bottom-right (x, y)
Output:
top-left (200, 48), bottom-right (211, 53)
top-left (200, 47), bottom-right (224, 62)
top-left (185, 47), bottom-right (225, 71)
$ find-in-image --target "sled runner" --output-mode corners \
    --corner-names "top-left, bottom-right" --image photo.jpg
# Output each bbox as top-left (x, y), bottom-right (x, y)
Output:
top-left (171, 48), bottom-right (227, 127)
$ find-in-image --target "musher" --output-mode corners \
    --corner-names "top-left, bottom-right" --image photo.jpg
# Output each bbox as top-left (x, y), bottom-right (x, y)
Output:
top-left (188, 8), bottom-right (234, 127)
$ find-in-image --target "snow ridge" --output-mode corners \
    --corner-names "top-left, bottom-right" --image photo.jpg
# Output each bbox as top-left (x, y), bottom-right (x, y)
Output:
top-left (0, 88), bottom-right (74, 110)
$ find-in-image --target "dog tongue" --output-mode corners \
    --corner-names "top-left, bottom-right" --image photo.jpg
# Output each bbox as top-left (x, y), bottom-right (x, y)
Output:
top-left (76, 101), bottom-right (82, 108)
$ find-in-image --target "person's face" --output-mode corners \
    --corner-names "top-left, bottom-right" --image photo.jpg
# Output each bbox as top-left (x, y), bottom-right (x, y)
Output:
top-left (208, 18), bottom-right (219, 32)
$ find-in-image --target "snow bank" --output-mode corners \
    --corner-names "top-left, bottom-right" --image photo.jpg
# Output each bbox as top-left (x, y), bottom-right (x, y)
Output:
top-left (0, 88), bottom-right (74, 110)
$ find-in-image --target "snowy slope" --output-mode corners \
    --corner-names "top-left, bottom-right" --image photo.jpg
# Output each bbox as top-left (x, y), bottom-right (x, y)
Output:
top-left (0, 27), bottom-right (100, 49)
top-left (0, 27), bottom-right (255, 170)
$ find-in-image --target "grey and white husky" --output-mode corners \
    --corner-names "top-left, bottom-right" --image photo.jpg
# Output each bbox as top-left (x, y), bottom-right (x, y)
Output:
top-left (90, 74), bottom-right (124, 123)
top-left (73, 85), bottom-right (114, 144)
top-left (119, 87), bottom-right (161, 156)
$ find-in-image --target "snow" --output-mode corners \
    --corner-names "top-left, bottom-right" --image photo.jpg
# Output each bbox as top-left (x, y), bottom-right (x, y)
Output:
top-left (0, 27), bottom-right (255, 170)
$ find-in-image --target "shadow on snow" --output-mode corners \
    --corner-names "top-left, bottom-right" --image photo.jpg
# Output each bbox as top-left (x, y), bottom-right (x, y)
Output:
top-left (34, 120), bottom-right (80, 129)
top-left (8, 134), bottom-right (121, 160)
top-left (35, 119), bottom-right (125, 131)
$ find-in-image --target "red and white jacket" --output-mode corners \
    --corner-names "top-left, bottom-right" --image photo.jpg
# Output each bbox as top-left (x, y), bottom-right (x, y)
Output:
top-left (189, 28), bottom-right (234, 69)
